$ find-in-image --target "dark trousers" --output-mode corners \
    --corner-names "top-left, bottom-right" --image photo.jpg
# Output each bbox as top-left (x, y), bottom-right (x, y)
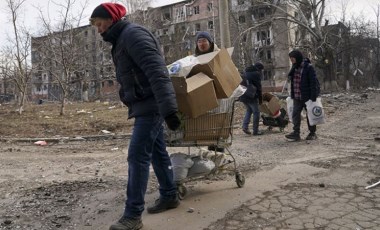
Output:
top-left (242, 99), bottom-right (260, 134)
top-left (292, 99), bottom-right (316, 134)
top-left (124, 114), bottom-right (177, 218)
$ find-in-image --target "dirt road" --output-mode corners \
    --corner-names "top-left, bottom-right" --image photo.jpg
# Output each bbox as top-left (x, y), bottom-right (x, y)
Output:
top-left (1, 90), bottom-right (379, 230)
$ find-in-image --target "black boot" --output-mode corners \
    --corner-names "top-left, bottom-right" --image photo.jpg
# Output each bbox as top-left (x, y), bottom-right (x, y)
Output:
top-left (147, 197), bottom-right (180, 214)
top-left (242, 128), bottom-right (251, 135)
top-left (253, 131), bottom-right (263, 136)
top-left (285, 132), bottom-right (300, 141)
top-left (306, 132), bottom-right (317, 140)
top-left (109, 216), bottom-right (143, 230)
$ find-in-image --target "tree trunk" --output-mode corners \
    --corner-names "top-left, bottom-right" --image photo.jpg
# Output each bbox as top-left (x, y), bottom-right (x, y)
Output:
top-left (82, 90), bottom-right (89, 102)
top-left (321, 48), bottom-right (339, 92)
top-left (60, 94), bottom-right (65, 116)
top-left (18, 91), bottom-right (25, 115)
top-left (218, 0), bottom-right (231, 48)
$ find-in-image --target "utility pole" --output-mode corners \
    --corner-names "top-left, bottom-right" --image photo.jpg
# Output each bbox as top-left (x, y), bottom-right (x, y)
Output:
top-left (218, 0), bottom-right (231, 48)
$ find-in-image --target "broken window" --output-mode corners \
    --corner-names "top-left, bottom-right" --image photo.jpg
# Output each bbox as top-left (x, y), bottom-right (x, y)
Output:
top-left (207, 3), bottom-right (213, 11)
top-left (242, 34), bottom-right (247, 42)
top-left (267, 50), bottom-right (272, 60)
top-left (256, 29), bottom-right (271, 45)
top-left (194, 6), bottom-right (200, 14)
top-left (208, 21), bottom-right (214, 29)
top-left (187, 6), bottom-right (193, 15)
top-left (239, 15), bottom-right (246, 23)
top-left (162, 8), bottom-right (171, 20)
top-left (195, 23), bottom-right (201, 31)
top-left (253, 7), bottom-right (272, 19)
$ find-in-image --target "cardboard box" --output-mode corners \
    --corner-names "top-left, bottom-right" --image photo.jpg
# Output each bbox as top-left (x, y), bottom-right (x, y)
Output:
top-left (171, 73), bottom-right (218, 118)
top-left (183, 113), bottom-right (232, 141)
top-left (189, 48), bottom-right (241, 99)
top-left (259, 96), bottom-right (281, 116)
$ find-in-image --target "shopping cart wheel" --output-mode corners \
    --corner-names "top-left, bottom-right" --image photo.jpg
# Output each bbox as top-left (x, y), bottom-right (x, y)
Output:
top-left (235, 172), bottom-right (245, 188)
top-left (267, 126), bottom-right (273, 131)
top-left (177, 184), bottom-right (187, 200)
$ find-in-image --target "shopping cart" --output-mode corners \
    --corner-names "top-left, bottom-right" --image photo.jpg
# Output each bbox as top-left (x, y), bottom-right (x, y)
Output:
top-left (165, 98), bottom-right (245, 199)
top-left (261, 108), bottom-right (289, 132)
top-left (260, 93), bottom-right (289, 132)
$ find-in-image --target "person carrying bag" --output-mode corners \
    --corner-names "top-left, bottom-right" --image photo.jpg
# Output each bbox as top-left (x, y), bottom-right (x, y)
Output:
top-left (285, 49), bottom-right (321, 141)
top-left (239, 62), bottom-right (264, 136)
top-left (241, 78), bottom-right (257, 99)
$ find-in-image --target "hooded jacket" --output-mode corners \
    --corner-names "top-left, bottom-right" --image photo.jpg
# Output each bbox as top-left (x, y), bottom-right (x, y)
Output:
top-left (239, 65), bottom-right (263, 103)
top-left (102, 19), bottom-right (178, 118)
top-left (288, 60), bottom-right (320, 102)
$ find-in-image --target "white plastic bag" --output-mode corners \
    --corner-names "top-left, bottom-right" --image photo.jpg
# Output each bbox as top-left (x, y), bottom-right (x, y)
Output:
top-left (231, 85), bottom-right (247, 98)
top-left (167, 55), bottom-right (199, 77)
top-left (305, 98), bottom-right (326, 126)
top-left (286, 97), bottom-right (294, 123)
top-left (187, 156), bottom-right (215, 177)
top-left (170, 153), bottom-right (194, 182)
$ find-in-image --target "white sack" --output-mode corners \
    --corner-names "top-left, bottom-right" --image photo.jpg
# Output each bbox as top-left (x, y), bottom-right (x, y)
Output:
top-left (187, 156), bottom-right (215, 177)
top-left (170, 153), bottom-right (194, 182)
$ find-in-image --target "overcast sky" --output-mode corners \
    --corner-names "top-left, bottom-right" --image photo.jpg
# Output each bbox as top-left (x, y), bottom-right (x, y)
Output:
top-left (0, 0), bottom-right (378, 48)
top-left (0, 0), bottom-right (175, 47)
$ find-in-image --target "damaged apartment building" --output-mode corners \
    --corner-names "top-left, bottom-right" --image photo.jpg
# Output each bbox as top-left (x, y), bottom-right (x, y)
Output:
top-left (31, 0), bottom-right (299, 101)
top-left (141, 0), bottom-right (298, 91)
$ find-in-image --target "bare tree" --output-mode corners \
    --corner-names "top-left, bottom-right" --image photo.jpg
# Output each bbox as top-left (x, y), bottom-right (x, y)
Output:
top-left (346, 10), bottom-right (379, 89)
top-left (33, 0), bottom-right (89, 115)
top-left (373, 3), bottom-right (380, 86)
top-left (272, 0), bottom-right (342, 90)
top-left (2, 0), bottom-right (32, 114)
top-left (119, 0), bottom-right (154, 28)
top-left (231, 0), bottom-right (347, 91)
top-left (0, 53), bottom-right (18, 103)
top-left (122, 0), bottom-right (151, 15)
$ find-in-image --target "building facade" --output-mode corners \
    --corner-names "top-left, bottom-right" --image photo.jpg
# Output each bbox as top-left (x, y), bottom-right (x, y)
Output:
top-left (31, 0), bottom-right (299, 101)
top-left (134, 0), bottom-right (297, 90)
top-left (31, 25), bottom-right (117, 102)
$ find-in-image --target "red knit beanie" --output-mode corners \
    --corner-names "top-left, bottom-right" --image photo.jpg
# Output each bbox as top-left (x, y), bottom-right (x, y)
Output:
top-left (91, 3), bottom-right (127, 23)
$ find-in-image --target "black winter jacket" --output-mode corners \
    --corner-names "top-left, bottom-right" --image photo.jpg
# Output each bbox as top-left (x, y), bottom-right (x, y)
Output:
top-left (288, 61), bottom-right (320, 102)
top-left (102, 19), bottom-right (178, 118)
top-left (239, 66), bottom-right (262, 103)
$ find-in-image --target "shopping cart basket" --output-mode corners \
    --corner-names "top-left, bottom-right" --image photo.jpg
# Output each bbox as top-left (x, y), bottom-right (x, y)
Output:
top-left (260, 93), bottom-right (289, 132)
top-left (165, 98), bottom-right (245, 199)
top-left (261, 108), bottom-right (289, 132)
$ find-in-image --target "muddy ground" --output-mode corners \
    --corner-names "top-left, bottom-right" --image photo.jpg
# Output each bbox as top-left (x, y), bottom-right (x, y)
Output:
top-left (0, 90), bottom-right (379, 230)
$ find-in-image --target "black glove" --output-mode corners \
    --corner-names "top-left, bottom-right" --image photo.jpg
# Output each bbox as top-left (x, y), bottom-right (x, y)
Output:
top-left (165, 113), bottom-right (181, 131)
